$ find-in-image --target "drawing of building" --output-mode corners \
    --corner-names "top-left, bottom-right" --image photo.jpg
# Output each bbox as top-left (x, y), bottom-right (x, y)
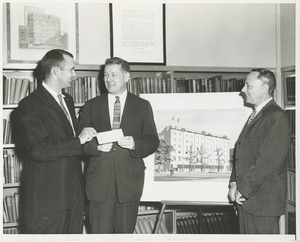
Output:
top-left (157, 125), bottom-right (230, 172)
top-left (19, 6), bottom-right (67, 49)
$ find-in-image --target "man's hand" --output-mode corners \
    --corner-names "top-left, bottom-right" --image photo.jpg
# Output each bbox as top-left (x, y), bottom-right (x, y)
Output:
top-left (97, 143), bottom-right (113, 152)
top-left (235, 190), bottom-right (246, 205)
top-left (78, 127), bottom-right (97, 144)
top-left (117, 136), bottom-right (135, 150)
top-left (228, 182), bottom-right (237, 202)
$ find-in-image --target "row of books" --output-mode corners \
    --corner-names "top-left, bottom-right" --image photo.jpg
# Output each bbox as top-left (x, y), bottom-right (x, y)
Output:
top-left (287, 172), bottom-right (295, 204)
top-left (286, 109), bottom-right (295, 137)
top-left (3, 193), bottom-right (19, 223)
top-left (288, 138), bottom-right (295, 170)
top-left (3, 76), bottom-right (37, 105)
top-left (285, 76), bottom-right (295, 105)
top-left (3, 150), bottom-right (22, 184)
top-left (127, 74), bottom-right (172, 96)
top-left (134, 214), bottom-right (168, 234)
top-left (175, 76), bottom-right (245, 93)
top-left (3, 119), bottom-right (12, 145)
top-left (3, 227), bottom-right (19, 234)
top-left (2, 75), bottom-right (101, 106)
top-left (64, 76), bottom-right (100, 104)
top-left (176, 211), bottom-right (238, 234)
top-left (288, 212), bottom-right (296, 234)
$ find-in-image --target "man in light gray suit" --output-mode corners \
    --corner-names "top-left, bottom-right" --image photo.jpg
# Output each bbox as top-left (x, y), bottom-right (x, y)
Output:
top-left (228, 68), bottom-right (290, 234)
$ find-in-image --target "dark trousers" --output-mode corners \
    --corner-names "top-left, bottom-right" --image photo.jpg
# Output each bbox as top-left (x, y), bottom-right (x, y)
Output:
top-left (24, 189), bottom-right (84, 234)
top-left (237, 205), bottom-right (280, 234)
top-left (88, 167), bottom-right (140, 233)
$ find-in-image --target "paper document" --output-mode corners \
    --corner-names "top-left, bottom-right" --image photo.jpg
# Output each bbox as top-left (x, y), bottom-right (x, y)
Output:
top-left (96, 129), bottom-right (124, 145)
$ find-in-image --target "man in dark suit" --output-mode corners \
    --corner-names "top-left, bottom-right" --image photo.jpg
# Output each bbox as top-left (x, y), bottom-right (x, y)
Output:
top-left (17, 49), bottom-right (97, 233)
top-left (78, 57), bottom-right (159, 233)
top-left (228, 69), bottom-right (290, 234)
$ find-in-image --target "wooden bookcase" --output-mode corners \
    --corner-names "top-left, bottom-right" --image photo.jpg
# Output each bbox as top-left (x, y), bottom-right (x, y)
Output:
top-left (3, 64), bottom-right (274, 234)
top-left (281, 66), bottom-right (296, 234)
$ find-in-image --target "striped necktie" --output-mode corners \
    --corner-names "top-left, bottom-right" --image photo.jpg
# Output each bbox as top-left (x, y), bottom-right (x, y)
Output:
top-left (112, 96), bottom-right (121, 129)
top-left (247, 109), bottom-right (257, 124)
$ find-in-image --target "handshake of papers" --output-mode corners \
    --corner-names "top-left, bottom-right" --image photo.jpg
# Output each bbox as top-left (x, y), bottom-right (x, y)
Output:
top-left (96, 129), bottom-right (124, 145)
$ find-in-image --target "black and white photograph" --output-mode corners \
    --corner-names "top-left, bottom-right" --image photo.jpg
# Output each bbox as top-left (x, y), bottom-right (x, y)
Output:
top-left (1, 0), bottom-right (298, 241)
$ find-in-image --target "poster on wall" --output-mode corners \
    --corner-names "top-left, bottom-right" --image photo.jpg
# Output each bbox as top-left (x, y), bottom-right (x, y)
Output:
top-left (110, 3), bottom-right (166, 65)
top-left (140, 92), bottom-right (252, 203)
top-left (6, 3), bottom-right (79, 63)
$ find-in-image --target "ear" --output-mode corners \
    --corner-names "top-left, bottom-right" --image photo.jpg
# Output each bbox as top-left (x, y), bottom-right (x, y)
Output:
top-left (262, 83), bottom-right (269, 95)
top-left (124, 72), bottom-right (130, 83)
top-left (52, 66), bottom-right (60, 77)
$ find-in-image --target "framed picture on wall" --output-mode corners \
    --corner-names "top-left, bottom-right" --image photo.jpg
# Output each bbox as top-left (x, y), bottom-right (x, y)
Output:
top-left (6, 3), bottom-right (79, 63)
top-left (110, 3), bottom-right (166, 65)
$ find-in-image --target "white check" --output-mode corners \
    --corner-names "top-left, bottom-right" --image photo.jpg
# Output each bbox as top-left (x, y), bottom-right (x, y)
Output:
top-left (96, 129), bottom-right (124, 145)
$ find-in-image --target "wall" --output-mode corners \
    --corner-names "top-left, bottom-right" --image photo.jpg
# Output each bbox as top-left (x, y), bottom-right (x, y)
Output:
top-left (280, 4), bottom-right (296, 68)
top-left (3, 3), bottom-right (294, 69)
top-left (166, 4), bottom-right (277, 68)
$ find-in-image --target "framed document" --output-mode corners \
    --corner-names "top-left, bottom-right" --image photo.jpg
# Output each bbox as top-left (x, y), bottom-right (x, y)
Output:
top-left (110, 3), bottom-right (166, 65)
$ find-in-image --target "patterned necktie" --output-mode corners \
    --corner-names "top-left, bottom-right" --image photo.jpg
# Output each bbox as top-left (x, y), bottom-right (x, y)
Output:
top-left (247, 109), bottom-right (257, 124)
top-left (58, 94), bottom-right (72, 125)
top-left (112, 96), bottom-right (121, 129)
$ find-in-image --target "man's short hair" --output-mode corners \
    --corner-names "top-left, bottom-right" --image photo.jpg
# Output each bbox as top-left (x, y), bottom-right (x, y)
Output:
top-left (251, 68), bottom-right (276, 96)
top-left (41, 49), bottom-right (73, 79)
top-left (105, 57), bottom-right (130, 73)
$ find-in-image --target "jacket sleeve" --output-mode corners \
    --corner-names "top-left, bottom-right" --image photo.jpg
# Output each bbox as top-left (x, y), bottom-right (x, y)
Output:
top-left (130, 101), bottom-right (159, 158)
top-left (238, 111), bottom-right (290, 199)
top-left (17, 99), bottom-right (82, 162)
top-left (77, 101), bottom-right (100, 157)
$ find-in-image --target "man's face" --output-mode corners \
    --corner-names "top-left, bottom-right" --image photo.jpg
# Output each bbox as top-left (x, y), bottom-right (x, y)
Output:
top-left (57, 55), bottom-right (76, 89)
top-left (104, 64), bottom-right (129, 95)
top-left (241, 71), bottom-right (267, 106)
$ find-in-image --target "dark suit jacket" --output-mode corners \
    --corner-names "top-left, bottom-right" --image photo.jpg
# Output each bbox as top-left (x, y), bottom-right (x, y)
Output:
top-left (17, 86), bottom-right (84, 215)
top-left (78, 92), bottom-right (159, 203)
top-left (230, 99), bottom-right (290, 216)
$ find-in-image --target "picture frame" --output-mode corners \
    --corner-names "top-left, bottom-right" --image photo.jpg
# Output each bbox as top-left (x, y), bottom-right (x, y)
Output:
top-left (6, 3), bottom-right (79, 63)
top-left (110, 3), bottom-right (166, 65)
top-left (140, 92), bottom-right (252, 202)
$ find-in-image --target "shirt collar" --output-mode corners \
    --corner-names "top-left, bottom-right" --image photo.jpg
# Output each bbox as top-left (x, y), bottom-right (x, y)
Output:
top-left (255, 97), bottom-right (273, 113)
top-left (42, 82), bottom-right (64, 99)
top-left (108, 90), bottom-right (127, 103)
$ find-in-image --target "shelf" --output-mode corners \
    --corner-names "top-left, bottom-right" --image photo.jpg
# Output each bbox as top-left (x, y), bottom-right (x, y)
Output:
top-left (3, 64), bottom-right (259, 73)
top-left (3, 222), bottom-right (19, 228)
top-left (284, 106), bottom-right (295, 110)
top-left (3, 183), bottom-right (20, 188)
top-left (3, 104), bottom-right (18, 109)
top-left (3, 144), bottom-right (16, 149)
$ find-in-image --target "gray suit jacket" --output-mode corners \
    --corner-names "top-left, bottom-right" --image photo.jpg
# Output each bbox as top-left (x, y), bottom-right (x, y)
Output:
top-left (230, 99), bottom-right (290, 216)
top-left (78, 92), bottom-right (159, 203)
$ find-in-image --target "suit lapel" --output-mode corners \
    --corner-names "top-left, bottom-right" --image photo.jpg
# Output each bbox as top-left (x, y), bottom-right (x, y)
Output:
top-left (37, 86), bottom-right (75, 133)
top-left (239, 99), bottom-right (276, 136)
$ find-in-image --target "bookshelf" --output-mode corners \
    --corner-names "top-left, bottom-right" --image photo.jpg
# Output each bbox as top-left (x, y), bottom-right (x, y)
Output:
top-left (2, 65), bottom-right (101, 234)
top-left (281, 66), bottom-right (296, 235)
top-left (2, 64), bottom-right (262, 234)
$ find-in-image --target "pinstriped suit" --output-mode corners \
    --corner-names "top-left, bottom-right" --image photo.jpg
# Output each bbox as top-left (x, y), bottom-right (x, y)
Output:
top-left (230, 99), bottom-right (290, 232)
top-left (17, 86), bottom-right (84, 233)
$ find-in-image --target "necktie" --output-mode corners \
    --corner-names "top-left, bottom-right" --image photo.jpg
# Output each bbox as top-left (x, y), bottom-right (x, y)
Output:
top-left (247, 109), bottom-right (257, 124)
top-left (112, 96), bottom-right (121, 129)
top-left (58, 94), bottom-right (72, 125)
